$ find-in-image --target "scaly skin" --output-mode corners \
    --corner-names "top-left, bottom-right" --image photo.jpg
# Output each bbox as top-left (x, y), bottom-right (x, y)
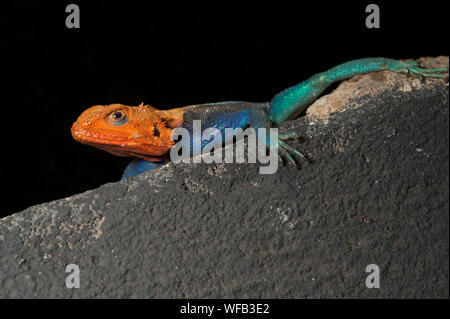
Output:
top-left (71, 58), bottom-right (448, 179)
top-left (72, 103), bottom-right (185, 162)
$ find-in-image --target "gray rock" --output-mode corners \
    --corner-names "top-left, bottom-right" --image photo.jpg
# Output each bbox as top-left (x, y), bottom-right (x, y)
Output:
top-left (0, 57), bottom-right (448, 298)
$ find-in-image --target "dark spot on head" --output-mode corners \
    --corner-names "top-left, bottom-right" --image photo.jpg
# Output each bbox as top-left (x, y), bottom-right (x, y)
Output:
top-left (153, 125), bottom-right (160, 137)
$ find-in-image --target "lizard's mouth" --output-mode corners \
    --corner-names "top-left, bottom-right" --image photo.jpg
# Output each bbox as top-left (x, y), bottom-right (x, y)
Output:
top-left (71, 124), bottom-right (167, 162)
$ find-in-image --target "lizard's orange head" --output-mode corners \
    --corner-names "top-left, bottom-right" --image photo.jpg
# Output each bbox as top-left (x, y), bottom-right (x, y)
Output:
top-left (71, 103), bottom-right (183, 162)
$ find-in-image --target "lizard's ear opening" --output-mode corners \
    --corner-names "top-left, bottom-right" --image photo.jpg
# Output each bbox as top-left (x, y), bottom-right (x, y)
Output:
top-left (152, 125), bottom-right (160, 137)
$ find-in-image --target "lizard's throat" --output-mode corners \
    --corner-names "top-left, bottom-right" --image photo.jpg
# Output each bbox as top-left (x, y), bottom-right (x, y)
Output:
top-left (71, 124), bottom-right (168, 162)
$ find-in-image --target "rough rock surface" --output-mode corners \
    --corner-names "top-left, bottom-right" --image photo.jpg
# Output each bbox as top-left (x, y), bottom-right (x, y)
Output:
top-left (0, 57), bottom-right (448, 298)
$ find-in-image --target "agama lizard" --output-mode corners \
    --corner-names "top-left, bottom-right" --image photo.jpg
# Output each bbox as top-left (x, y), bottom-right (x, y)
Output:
top-left (71, 58), bottom-right (448, 179)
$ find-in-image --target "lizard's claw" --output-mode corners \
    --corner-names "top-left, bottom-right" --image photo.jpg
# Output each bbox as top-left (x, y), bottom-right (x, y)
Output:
top-left (279, 132), bottom-right (301, 141)
top-left (277, 133), bottom-right (306, 166)
top-left (400, 61), bottom-right (448, 78)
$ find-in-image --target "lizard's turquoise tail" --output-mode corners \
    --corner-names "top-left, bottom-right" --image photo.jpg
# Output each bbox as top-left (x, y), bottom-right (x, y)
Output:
top-left (268, 58), bottom-right (448, 124)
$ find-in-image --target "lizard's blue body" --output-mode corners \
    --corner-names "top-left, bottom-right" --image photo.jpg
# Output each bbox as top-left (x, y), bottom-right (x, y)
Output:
top-left (122, 58), bottom-right (447, 180)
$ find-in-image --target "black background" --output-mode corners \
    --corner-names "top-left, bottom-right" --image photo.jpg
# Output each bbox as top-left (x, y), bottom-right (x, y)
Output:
top-left (1, 1), bottom-right (448, 216)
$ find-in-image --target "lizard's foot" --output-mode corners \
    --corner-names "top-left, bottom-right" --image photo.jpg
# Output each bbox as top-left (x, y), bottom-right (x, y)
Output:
top-left (395, 61), bottom-right (448, 78)
top-left (278, 132), bottom-right (306, 165)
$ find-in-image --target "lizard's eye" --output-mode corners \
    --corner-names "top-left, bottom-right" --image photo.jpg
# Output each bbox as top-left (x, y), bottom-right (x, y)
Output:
top-left (108, 110), bottom-right (128, 126)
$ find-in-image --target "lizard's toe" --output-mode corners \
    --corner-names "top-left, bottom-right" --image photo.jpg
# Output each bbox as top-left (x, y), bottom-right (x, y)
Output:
top-left (278, 140), bottom-right (307, 166)
top-left (405, 63), bottom-right (448, 78)
top-left (279, 132), bottom-right (300, 141)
